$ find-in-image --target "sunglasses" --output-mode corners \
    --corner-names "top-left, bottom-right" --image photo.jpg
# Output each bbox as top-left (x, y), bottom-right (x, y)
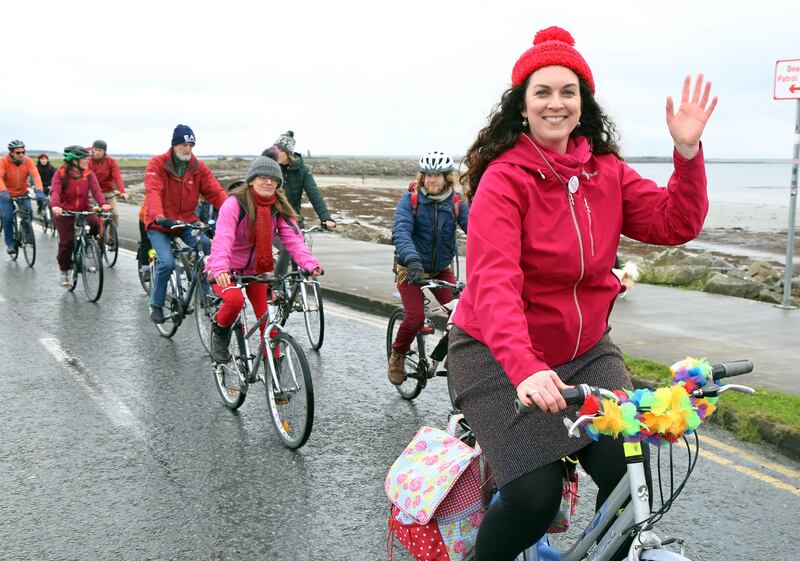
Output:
top-left (11, 150), bottom-right (25, 156)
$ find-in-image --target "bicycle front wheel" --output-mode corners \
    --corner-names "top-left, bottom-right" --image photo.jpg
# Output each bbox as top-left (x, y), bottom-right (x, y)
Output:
top-left (303, 282), bottom-right (325, 350)
top-left (386, 308), bottom-right (424, 400)
top-left (9, 219), bottom-right (19, 261)
top-left (102, 221), bottom-right (119, 268)
top-left (80, 237), bottom-right (103, 302)
top-left (138, 261), bottom-right (152, 295)
top-left (194, 273), bottom-right (217, 355)
top-left (264, 332), bottom-right (314, 449)
top-left (213, 325), bottom-right (248, 410)
top-left (155, 271), bottom-right (182, 337)
top-left (21, 221), bottom-right (35, 267)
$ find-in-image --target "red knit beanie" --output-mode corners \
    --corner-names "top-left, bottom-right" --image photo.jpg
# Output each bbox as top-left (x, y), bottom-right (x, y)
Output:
top-left (511, 26), bottom-right (595, 93)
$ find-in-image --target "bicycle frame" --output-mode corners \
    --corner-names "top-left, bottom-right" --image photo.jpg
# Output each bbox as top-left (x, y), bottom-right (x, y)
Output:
top-left (524, 445), bottom-right (652, 561)
top-left (227, 285), bottom-right (293, 392)
top-left (11, 197), bottom-right (33, 236)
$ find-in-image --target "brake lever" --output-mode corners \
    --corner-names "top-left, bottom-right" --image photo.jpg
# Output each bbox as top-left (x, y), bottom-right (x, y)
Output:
top-left (564, 415), bottom-right (597, 438)
top-left (716, 384), bottom-right (756, 396)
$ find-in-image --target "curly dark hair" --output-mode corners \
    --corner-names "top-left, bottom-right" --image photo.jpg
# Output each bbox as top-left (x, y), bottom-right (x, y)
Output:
top-left (460, 77), bottom-right (622, 202)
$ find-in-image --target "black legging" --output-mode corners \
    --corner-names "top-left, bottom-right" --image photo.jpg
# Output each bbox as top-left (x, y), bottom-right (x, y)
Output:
top-left (475, 437), bottom-right (652, 561)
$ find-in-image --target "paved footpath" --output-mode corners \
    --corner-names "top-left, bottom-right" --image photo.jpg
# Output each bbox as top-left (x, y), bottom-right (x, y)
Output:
top-left (114, 204), bottom-right (799, 397)
top-left (307, 233), bottom-right (800, 398)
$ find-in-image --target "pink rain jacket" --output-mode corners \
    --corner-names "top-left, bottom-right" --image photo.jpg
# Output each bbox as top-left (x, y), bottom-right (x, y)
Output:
top-left (452, 135), bottom-right (708, 387)
top-left (206, 196), bottom-right (321, 278)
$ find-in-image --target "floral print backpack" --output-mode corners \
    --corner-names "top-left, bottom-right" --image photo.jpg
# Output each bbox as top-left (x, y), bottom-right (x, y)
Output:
top-left (385, 415), bottom-right (491, 561)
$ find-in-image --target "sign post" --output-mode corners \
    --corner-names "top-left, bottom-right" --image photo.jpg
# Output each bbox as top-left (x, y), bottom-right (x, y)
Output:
top-left (773, 59), bottom-right (800, 309)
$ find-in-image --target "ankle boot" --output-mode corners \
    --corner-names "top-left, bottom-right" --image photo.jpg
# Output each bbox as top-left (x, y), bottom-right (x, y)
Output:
top-left (211, 321), bottom-right (233, 363)
top-left (388, 351), bottom-right (407, 386)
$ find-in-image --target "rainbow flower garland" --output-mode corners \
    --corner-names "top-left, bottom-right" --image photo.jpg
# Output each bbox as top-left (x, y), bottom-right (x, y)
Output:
top-left (576, 358), bottom-right (719, 444)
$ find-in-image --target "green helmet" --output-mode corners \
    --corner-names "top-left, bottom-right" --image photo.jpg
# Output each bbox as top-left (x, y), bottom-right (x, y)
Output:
top-left (63, 145), bottom-right (91, 162)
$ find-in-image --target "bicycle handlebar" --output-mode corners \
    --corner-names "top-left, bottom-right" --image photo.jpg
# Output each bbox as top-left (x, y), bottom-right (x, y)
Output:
top-left (411, 279), bottom-right (465, 292)
top-left (711, 360), bottom-right (753, 381)
top-left (513, 360), bottom-right (755, 415)
top-left (61, 210), bottom-right (97, 216)
top-left (303, 224), bottom-right (329, 234)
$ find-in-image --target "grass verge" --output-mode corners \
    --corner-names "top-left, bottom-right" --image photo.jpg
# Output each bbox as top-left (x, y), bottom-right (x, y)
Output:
top-left (625, 355), bottom-right (800, 456)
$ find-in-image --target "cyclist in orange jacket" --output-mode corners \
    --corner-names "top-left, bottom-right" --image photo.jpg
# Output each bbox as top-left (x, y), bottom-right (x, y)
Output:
top-left (0, 140), bottom-right (46, 257)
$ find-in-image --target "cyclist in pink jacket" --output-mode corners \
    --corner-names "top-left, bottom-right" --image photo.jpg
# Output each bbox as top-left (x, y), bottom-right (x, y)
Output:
top-left (447, 26), bottom-right (718, 561)
top-left (205, 156), bottom-right (322, 363)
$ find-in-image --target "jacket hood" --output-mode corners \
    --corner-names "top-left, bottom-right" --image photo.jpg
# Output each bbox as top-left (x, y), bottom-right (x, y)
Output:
top-left (489, 134), bottom-right (592, 178)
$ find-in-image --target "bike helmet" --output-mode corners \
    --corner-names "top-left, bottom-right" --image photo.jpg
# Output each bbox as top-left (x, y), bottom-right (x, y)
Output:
top-left (92, 139), bottom-right (107, 151)
top-left (7, 139), bottom-right (25, 151)
top-left (63, 145), bottom-right (92, 162)
top-left (418, 151), bottom-right (454, 173)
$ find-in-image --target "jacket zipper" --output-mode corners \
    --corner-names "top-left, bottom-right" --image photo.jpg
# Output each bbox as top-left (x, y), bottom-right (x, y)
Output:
top-left (566, 189), bottom-right (585, 361)
top-left (431, 202), bottom-right (439, 272)
top-left (583, 196), bottom-right (595, 257)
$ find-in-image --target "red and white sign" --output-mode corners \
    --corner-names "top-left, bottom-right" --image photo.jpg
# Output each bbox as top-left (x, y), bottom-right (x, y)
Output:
top-left (774, 58), bottom-right (800, 100)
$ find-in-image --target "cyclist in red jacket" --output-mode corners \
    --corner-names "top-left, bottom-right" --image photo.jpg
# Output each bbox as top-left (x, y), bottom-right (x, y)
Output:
top-left (144, 124), bottom-right (227, 324)
top-left (50, 146), bottom-right (112, 287)
top-left (89, 139), bottom-right (128, 226)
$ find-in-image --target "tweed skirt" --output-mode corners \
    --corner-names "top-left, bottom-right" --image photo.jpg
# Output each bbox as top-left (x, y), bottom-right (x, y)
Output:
top-left (447, 325), bottom-right (632, 488)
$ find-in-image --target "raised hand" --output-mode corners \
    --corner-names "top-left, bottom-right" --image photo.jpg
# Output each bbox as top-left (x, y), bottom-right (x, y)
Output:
top-left (665, 74), bottom-right (718, 159)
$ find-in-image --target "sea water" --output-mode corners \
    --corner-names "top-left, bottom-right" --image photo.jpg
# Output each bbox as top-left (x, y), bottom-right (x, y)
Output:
top-left (630, 162), bottom-right (795, 208)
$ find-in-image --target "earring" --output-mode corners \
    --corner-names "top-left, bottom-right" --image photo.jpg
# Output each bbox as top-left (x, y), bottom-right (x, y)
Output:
top-left (522, 117), bottom-right (529, 128)
top-left (576, 121), bottom-right (582, 127)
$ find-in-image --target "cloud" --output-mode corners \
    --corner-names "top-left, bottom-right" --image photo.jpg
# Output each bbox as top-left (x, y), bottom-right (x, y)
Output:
top-left (3, 0), bottom-right (799, 158)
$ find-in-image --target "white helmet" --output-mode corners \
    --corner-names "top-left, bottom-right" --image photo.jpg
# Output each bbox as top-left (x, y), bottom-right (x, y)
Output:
top-left (418, 151), bottom-right (454, 173)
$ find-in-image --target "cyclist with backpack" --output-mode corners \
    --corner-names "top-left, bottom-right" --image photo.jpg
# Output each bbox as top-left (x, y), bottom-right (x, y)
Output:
top-left (388, 151), bottom-right (469, 386)
top-left (205, 156), bottom-right (322, 364)
top-left (50, 146), bottom-right (111, 286)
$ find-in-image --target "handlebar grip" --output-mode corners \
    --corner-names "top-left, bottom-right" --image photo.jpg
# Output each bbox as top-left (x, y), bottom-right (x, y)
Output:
top-left (711, 360), bottom-right (753, 381)
top-left (513, 385), bottom-right (589, 414)
top-left (562, 386), bottom-right (587, 406)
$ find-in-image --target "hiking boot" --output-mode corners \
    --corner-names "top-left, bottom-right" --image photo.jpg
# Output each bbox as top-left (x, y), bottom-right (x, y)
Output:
top-left (150, 305), bottom-right (166, 324)
top-left (211, 321), bottom-right (233, 363)
top-left (388, 351), bottom-right (407, 385)
top-left (59, 272), bottom-right (70, 287)
top-left (7, 247), bottom-right (17, 259)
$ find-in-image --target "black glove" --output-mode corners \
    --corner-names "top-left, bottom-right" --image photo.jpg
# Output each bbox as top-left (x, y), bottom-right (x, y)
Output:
top-left (406, 260), bottom-right (424, 284)
top-left (155, 217), bottom-right (177, 229)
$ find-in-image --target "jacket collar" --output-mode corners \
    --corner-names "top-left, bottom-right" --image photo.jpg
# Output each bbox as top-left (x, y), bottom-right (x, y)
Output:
top-left (163, 148), bottom-right (200, 178)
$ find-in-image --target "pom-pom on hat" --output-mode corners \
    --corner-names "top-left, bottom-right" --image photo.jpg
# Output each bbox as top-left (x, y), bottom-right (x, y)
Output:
top-left (274, 130), bottom-right (296, 155)
top-left (511, 26), bottom-right (595, 93)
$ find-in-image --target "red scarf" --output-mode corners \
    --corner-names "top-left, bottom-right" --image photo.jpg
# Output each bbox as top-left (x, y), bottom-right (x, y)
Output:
top-left (251, 191), bottom-right (277, 273)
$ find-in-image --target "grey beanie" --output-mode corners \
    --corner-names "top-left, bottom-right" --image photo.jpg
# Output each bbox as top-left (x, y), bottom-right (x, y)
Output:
top-left (92, 139), bottom-right (107, 151)
top-left (274, 130), bottom-right (296, 154)
top-left (246, 156), bottom-right (283, 184)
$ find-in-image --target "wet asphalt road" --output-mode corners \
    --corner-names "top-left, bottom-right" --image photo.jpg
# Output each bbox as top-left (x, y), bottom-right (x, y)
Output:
top-left (0, 233), bottom-right (798, 561)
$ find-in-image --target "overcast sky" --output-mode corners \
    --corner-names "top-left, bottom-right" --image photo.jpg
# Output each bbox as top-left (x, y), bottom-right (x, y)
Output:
top-left (3, 0), bottom-right (799, 159)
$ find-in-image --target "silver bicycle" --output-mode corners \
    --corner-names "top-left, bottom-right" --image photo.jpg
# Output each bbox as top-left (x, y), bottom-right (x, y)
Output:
top-left (213, 273), bottom-right (314, 449)
top-left (503, 359), bottom-right (756, 561)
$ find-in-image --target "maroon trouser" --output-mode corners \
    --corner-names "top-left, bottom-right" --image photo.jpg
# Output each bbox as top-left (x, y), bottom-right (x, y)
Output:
top-left (54, 214), bottom-right (100, 271)
top-left (391, 267), bottom-right (457, 354)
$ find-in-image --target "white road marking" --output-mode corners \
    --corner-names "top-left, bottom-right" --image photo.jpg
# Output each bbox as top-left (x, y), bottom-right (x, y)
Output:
top-left (39, 337), bottom-right (146, 440)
